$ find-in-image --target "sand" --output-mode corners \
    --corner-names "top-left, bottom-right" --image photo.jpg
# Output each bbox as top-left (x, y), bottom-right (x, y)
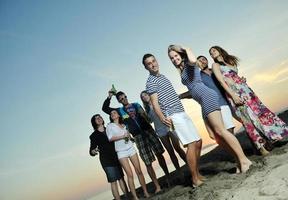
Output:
top-left (130, 110), bottom-right (288, 200)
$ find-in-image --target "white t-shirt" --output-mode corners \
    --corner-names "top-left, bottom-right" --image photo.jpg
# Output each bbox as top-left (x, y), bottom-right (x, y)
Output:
top-left (106, 123), bottom-right (133, 152)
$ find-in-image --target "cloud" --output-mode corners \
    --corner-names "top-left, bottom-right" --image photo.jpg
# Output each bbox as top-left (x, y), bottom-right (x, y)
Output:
top-left (0, 144), bottom-right (87, 177)
top-left (251, 59), bottom-right (288, 83)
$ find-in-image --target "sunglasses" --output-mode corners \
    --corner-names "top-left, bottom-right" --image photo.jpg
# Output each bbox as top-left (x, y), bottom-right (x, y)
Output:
top-left (119, 96), bottom-right (127, 102)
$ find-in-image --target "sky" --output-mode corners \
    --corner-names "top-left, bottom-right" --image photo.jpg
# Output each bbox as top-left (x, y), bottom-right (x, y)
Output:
top-left (1, 0), bottom-right (288, 199)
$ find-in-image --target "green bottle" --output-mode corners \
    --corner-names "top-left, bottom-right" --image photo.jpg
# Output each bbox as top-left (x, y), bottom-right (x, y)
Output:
top-left (111, 84), bottom-right (117, 95)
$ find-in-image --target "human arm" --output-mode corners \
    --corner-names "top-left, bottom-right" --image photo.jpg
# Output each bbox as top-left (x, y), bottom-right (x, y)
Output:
top-left (136, 103), bottom-right (152, 123)
top-left (150, 93), bottom-right (172, 127)
top-left (182, 46), bottom-right (197, 65)
top-left (89, 135), bottom-right (99, 156)
top-left (106, 124), bottom-right (130, 142)
top-left (178, 91), bottom-right (192, 99)
top-left (212, 63), bottom-right (243, 105)
top-left (102, 90), bottom-right (118, 114)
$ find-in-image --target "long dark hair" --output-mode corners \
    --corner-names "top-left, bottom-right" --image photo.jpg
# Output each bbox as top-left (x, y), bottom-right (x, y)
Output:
top-left (140, 90), bottom-right (151, 114)
top-left (209, 46), bottom-right (239, 67)
top-left (109, 109), bottom-right (124, 125)
top-left (168, 45), bottom-right (194, 81)
top-left (91, 114), bottom-right (104, 130)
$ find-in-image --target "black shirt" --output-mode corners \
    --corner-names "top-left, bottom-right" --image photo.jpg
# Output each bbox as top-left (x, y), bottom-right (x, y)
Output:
top-left (89, 129), bottom-right (121, 168)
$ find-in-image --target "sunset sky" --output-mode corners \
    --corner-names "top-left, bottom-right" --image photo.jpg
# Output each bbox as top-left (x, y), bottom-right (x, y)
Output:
top-left (1, 1), bottom-right (288, 200)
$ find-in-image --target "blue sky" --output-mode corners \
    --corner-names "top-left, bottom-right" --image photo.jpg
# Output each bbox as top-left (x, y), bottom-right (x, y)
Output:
top-left (1, 0), bottom-right (288, 199)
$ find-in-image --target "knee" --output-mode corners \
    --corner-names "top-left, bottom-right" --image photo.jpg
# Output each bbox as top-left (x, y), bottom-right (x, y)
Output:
top-left (125, 171), bottom-right (134, 179)
top-left (197, 140), bottom-right (202, 148)
top-left (167, 148), bottom-right (176, 155)
top-left (156, 153), bottom-right (165, 160)
top-left (135, 167), bottom-right (143, 176)
top-left (213, 127), bottom-right (224, 137)
top-left (187, 142), bottom-right (196, 150)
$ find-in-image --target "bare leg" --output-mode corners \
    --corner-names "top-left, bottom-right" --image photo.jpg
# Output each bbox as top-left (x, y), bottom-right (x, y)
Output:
top-left (118, 178), bottom-right (128, 196)
top-left (111, 181), bottom-right (121, 200)
top-left (146, 164), bottom-right (161, 193)
top-left (195, 139), bottom-right (204, 179)
top-left (207, 111), bottom-right (252, 173)
top-left (205, 120), bottom-right (240, 173)
top-left (160, 135), bottom-right (180, 170)
top-left (129, 153), bottom-right (150, 198)
top-left (119, 157), bottom-right (139, 200)
top-left (186, 142), bottom-right (203, 186)
top-left (156, 153), bottom-right (169, 177)
top-left (169, 131), bottom-right (187, 163)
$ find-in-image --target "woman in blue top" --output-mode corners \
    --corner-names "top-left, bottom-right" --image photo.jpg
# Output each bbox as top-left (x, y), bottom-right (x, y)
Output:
top-left (167, 45), bottom-right (252, 173)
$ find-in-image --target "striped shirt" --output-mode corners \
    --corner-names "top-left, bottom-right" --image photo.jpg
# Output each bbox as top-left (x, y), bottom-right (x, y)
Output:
top-left (146, 74), bottom-right (184, 117)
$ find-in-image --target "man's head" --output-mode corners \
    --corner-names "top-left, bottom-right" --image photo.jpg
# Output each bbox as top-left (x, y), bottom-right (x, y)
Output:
top-left (196, 55), bottom-right (209, 70)
top-left (142, 53), bottom-right (159, 75)
top-left (116, 91), bottom-right (129, 106)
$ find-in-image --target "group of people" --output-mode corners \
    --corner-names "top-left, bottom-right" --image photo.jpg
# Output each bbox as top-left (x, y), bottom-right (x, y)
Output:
top-left (89, 45), bottom-right (288, 200)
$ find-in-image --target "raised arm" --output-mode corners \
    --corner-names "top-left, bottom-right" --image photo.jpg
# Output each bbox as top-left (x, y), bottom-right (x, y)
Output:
top-left (212, 63), bottom-right (243, 105)
top-left (169, 45), bottom-right (197, 65)
top-left (102, 91), bottom-right (118, 114)
top-left (182, 46), bottom-right (197, 65)
top-left (150, 93), bottom-right (172, 127)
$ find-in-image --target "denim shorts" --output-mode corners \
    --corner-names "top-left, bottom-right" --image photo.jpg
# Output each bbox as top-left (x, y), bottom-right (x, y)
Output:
top-left (103, 166), bottom-right (124, 183)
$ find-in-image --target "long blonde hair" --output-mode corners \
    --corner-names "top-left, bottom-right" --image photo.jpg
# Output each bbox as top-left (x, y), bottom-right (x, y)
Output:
top-left (168, 44), bottom-right (194, 81)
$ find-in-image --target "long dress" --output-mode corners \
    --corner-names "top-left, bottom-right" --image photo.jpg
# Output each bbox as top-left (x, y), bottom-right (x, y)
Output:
top-left (220, 65), bottom-right (288, 149)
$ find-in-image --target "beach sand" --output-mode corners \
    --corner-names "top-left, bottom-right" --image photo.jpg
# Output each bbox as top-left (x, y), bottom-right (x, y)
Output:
top-left (131, 110), bottom-right (288, 200)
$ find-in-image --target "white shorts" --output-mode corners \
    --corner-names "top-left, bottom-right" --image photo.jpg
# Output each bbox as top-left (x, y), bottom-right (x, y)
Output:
top-left (169, 112), bottom-right (201, 146)
top-left (220, 105), bottom-right (235, 130)
top-left (117, 146), bottom-right (137, 159)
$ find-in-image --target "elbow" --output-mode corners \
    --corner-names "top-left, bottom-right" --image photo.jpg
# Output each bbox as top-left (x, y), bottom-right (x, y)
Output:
top-left (89, 151), bottom-right (95, 157)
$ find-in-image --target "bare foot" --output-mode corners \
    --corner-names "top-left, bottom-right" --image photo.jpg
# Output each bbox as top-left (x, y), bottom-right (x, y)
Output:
top-left (236, 166), bottom-right (240, 174)
top-left (144, 192), bottom-right (150, 198)
top-left (155, 187), bottom-right (162, 194)
top-left (259, 146), bottom-right (270, 156)
top-left (192, 179), bottom-right (204, 187)
top-left (132, 196), bottom-right (139, 200)
top-left (199, 174), bottom-right (207, 181)
top-left (240, 160), bottom-right (252, 173)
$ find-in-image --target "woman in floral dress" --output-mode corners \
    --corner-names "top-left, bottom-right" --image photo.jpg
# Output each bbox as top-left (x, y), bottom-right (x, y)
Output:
top-left (209, 46), bottom-right (288, 155)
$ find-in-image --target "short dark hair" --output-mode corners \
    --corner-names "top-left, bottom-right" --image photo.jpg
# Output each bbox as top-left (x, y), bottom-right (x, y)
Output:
top-left (197, 55), bottom-right (208, 61)
top-left (91, 114), bottom-right (104, 130)
top-left (116, 91), bottom-right (125, 101)
top-left (142, 53), bottom-right (155, 67)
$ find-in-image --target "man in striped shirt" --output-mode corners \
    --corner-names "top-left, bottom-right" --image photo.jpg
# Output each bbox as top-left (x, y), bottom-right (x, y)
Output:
top-left (143, 53), bottom-right (204, 187)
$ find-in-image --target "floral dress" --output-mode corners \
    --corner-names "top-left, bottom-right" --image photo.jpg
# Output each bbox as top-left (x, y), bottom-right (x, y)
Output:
top-left (220, 65), bottom-right (288, 149)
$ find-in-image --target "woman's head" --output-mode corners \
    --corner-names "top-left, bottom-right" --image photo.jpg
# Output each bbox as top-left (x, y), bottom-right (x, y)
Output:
top-left (168, 45), bottom-right (187, 68)
top-left (140, 90), bottom-right (150, 103)
top-left (91, 114), bottom-right (104, 130)
top-left (109, 109), bottom-right (123, 124)
top-left (140, 90), bottom-right (151, 113)
top-left (209, 46), bottom-right (239, 66)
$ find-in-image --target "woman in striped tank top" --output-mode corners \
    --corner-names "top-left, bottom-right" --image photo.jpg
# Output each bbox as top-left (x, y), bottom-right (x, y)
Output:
top-left (168, 44), bottom-right (252, 173)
